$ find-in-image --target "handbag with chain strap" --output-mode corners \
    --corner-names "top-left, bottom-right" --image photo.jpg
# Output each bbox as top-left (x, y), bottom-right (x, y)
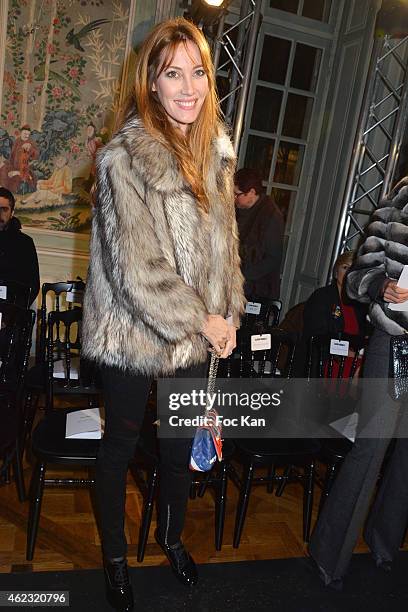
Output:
top-left (389, 334), bottom-right (408, 400)
top-left (189, 350), bottom-right (223, 472)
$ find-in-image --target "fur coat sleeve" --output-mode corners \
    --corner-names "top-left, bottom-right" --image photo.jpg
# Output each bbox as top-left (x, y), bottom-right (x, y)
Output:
top-left (347, 184), bottom-right (408, 335)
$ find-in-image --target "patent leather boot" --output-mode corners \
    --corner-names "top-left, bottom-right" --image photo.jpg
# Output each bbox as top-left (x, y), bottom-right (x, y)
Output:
top-left (104, 557), bottom-right (134, 611)
top-left (155, 530), bottom-right (198, 586)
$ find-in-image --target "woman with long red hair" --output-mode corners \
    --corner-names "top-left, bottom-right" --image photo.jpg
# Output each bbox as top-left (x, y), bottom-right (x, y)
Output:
top-left (83, 17), bottom-right (245, 611)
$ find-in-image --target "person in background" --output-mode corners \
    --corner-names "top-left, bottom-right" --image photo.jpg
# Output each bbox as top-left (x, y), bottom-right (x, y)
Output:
top-left (234, 167), bottom-right (284, 300)
top-left (82, 18), bottom-right (245, 612)
top-left (308, 177), bottom-right (408, 589)
top-left (0, 154), bottom-right (14, 191)
top-left (0, 187), bottom-right (40, 305)
top-left (8, 125), bottom-right (39, 195)
top-left (303, 251), bottom-right (368, 348)
top-left (21, 156), bottom-right (72, 206)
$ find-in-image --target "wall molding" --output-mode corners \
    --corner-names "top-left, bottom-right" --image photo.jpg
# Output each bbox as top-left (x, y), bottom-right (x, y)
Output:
top-left (0, 0), bottom-right (9, 118)
top-left (118, 0), bottom-right (138, 110)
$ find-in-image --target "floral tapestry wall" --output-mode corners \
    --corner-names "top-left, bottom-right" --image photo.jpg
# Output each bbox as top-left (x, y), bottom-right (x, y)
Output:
top-left (0, 0), bottom-right (131, 233)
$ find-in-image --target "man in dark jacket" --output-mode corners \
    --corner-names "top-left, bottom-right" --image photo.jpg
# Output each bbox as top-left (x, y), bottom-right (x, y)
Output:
top-left (0, 187), bottom-right (40, 305)
top-left (234, 168), bottom-right (284, 299)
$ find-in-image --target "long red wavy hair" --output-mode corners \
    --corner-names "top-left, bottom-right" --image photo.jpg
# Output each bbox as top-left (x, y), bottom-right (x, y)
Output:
top-left (117, 18), bottom-right (222, 212)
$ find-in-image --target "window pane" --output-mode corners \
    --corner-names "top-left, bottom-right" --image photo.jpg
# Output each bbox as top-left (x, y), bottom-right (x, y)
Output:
top-left (282, 93), bottom-right (314, 139)
top-left (251, 87), bottom-right (283, 132)
top-left (274, 142), bottom-right (305, 186)
top-left (269, 0), bottom-right (299, 13)
top-left (290, 44), bottom-right (322, 91)
top-left (270, 188), bottom-right (297, 225)
top-left (259, 36), bottom-right (291, 85)
top-left (302, 0), bottom-right (332, 22)
top-left (244, 136), bottom-right (274, 182)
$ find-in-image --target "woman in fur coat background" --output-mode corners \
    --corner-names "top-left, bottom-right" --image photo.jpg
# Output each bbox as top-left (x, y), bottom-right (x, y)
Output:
top-left (82, 18), bottom-right (245, 611)
top-left (308, 177), bottom-right (408, 589)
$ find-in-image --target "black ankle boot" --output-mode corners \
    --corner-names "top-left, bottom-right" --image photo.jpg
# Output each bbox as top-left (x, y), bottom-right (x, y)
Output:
top-left (155, 530), bottom-right (198, 586)
top-left (104, 557), bottom-right (134, 611)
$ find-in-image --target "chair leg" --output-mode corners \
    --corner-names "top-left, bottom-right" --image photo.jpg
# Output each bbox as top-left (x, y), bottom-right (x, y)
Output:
top-left (233, 461), bottom-right (254, 548)
top-left (198, 470), bottom-right (212, 498)
top-left (137, 465), bottom-right (158, 563)
top-left (215, 462), bottom-right (228, 550)
top-left (266, 464), bottom-right (275, 493)
top-left (189, 480), bottom-right (197, 500)
top-left (13, 437), bottom-right (26, 502)
top-left (276, 465), bottom-right (292, 497)
top-left (5, 463), bottom-right (11, 484)
top-left (303, 461), bottom-right (315, 543)
top-left (317, 462), bottom-right (338, 519)
top-left (26, 461), bottom-right (46, 561)
top-left (21, 391), bottom-right (39, 451)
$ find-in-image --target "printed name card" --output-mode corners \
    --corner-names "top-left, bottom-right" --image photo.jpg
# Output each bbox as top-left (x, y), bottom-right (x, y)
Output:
top-left (0, 286), bottom-right (7, 300)
top-left (245, 301), bottom-right (262, 315)
top-left (251, 333), bottom-right (271, 351)
top-left (330, 339), bottom-right (349, 357)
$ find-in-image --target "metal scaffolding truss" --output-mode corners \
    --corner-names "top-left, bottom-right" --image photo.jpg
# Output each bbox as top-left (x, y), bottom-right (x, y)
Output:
top-left (332, 34), bottom-right (408, 263)
top-left (211, 0), bottom-right (262, 150)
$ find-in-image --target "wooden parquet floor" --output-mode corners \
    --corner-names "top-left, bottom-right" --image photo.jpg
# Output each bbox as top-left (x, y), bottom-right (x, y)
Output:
top-left (2, 393), bottom-right (406, 575)
top-left (0, 453), bottom-right (377, 574)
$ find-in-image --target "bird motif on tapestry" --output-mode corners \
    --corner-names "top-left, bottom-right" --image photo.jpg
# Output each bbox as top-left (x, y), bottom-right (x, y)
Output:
top-left (65, 19), bottom-right (110, 52)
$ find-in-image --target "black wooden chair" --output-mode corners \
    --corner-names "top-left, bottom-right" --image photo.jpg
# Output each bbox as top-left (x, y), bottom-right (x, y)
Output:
top-left (230, 329), bottom-right (320, 547)
top-left (22, 281), bottom-right (87, 455)
top-left (26, 307), bottom-right (101, 560)
top-left (241, 297), bottom-right (282, 331)
top-left (0, 279), bottom-right (32, 308)
top-left (218, 299), bottom-right (282, 379)
top-left (306, 334), bottom-right (366, 517)
top-left (0, 303), bottom-right (35, 501)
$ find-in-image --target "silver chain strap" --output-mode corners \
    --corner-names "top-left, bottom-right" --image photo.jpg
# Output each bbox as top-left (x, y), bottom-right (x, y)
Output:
top-left (205, 350), bottom-right (219, 411)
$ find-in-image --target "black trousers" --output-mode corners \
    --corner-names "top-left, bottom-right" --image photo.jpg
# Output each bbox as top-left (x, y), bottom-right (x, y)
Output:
top-left (309, 329), bottom-right (408, 580)
top-left (96, 359), bottom-right (208, 559)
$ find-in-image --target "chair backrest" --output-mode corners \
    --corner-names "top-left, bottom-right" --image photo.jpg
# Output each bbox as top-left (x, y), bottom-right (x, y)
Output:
top-left (241, 298), bottom-right (282, 332)
top-left (0, 279), bottom-right (32, 309)
top-left (0, 303), bottom-right (35, 390)
top-left (38, 280), bottom-right (85, 363)
top-left (221, 327), bottom-right (297, 379)
top-left (306, 334), bottom-right (366, 396)
top-left (46, 306), bottom-right (98, 410)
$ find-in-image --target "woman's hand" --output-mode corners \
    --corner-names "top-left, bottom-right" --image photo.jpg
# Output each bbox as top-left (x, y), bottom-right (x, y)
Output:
top-left (218, 324), bottom-right (237, 359)
top-left (383, 279), bottom-right (408, 303)
top-left (201, 314), bottom-right (231, 355)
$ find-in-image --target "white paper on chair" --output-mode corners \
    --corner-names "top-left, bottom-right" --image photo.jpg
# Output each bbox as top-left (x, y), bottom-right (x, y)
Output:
top-left (66, 290), bottom-right (84, 304)
top-left (388, 265), bottom-right (408, 311)
top-left (65, 407), bottom-right (105, 439)
top-left (53, 357), bottom-right (79, 380)
top-left (329, 411), bottom-right (359, 442)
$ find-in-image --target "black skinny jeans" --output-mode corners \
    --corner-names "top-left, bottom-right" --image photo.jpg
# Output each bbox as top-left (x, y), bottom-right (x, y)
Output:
top-left (96, 359), bottom-right (208, 560)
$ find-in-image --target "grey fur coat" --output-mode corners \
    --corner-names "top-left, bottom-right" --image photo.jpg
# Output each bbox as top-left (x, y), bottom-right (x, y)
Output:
top-left (82, 116), bottom-right (245, 375)
top-left (347, 183), bottom-right (408, 335)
